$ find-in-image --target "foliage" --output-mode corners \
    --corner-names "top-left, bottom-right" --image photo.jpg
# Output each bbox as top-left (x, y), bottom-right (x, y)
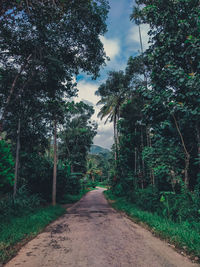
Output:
top-left (0, 186), bottom-right (41, 220)
top-left (19, 153), bottom-right (82, 201)
top-left (0, 0), bottom-right (109, 205)
top-left (59, 101), bottom-right (97, 173)
top-left (0, 140), bottom-right (14, 193)
top-left (101, 3), bottom-right (200, 251)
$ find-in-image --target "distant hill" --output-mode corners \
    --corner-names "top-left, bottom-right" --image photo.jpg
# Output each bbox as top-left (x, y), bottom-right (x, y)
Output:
top-left (89, 145), bottom-right (110, 156)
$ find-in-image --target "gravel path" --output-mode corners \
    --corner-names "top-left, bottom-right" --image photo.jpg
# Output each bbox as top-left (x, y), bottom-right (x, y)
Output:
top-left (5, 188), bottom-right (199, 267)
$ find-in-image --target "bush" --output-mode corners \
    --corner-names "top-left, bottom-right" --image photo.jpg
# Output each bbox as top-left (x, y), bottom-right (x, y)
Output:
top-left (159, 190), bottom-right (200, 222)
top-left (0, 186), bottom-right (41, 221)
top-left (63, 172), bottom-right (81, 195)
top-left (130, 186), bottom-right (162, 212)
top-left (19, 153), bottom-right (53, 201)
top-left (86, 180), bottom-right (97, 188)
top-left (0, 140), bottom-right (14, 194)
top-left (120, 183), bottom-right (200, 223)
top-left (19, 153), bottom-right (82, 201)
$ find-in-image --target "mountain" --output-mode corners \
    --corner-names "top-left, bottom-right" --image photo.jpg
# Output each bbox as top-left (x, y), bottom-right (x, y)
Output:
top-left (89, 145), bottom-right (110, 156)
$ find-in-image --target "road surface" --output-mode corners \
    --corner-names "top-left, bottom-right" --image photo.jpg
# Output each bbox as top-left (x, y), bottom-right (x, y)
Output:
top-left (5, 188), bottom-right (199, 267)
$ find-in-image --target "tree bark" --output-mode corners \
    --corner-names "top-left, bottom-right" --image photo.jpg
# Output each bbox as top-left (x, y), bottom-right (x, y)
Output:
top-left (141, 127), bottom-right (145, 178)
top-left (172, 113), bottom-right (190, 187)
top-left (196, 122), bottom-right (200, 170)
top-left (0, 54), bottom-right (32, 133)
top-left (134, 147), bottom-right (137, 175)
top-left (52, 119), bottom-right (57, 206)
top-left (114, 116), bottom-right (118, 161)
top-left (13, 118), bottom-right (21, 198)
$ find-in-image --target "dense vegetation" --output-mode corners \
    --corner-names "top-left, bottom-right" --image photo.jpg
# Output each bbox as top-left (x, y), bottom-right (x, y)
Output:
top-left (96, 0), bottom-right (200, 258)
top-left (0, 0), bottom-right (109, 263)
top-left (0, 0), bottom-right (200, 263)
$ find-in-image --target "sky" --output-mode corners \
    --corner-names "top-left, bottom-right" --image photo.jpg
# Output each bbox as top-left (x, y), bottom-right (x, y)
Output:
top-left (75, 0), bottom-right (149, 149)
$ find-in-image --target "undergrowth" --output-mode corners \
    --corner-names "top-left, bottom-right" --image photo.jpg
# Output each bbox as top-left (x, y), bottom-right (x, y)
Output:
top-left (104, 190), bottom-right (200, 259)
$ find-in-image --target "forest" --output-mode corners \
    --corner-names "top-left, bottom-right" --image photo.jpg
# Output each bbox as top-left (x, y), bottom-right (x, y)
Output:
top-left (0, 0), bottom-right (200, 264)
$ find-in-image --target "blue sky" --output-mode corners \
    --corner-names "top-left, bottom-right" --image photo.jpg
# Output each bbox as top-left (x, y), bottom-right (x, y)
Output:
top-left (76, 0), bottom-right (149, 149)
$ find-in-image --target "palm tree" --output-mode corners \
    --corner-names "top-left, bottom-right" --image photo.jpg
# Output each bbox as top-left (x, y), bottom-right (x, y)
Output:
top-left (95, 71), bottom-right (129, 159)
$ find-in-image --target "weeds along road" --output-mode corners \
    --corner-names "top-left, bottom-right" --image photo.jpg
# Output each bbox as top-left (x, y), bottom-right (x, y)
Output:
top-left (5, 188), bottom-right (199, 267)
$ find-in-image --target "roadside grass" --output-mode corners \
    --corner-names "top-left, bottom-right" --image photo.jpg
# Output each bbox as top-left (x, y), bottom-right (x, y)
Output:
top-left (104, 190), bottom-right (200, 260)
top-left (0, 205), bottom-right (65, 264)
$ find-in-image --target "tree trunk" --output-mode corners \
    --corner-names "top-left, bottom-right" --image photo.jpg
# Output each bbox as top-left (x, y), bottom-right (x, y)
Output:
top-left (0, 54), bottom-right (32, 134)
top-left (13, 118), bottom-right (21, 198)
top-left (134, 147), bottom-right (137, 175)
top-left (52, 119), bottom-right (57, 206)
top-left (114, 117), bottom-right (118, 161)
top-left (141, 127), bottom-right (145, 179)
top-left (196, 122), bottom-right (200, 170)
top-left (172, 114), bottom-right (190, 187)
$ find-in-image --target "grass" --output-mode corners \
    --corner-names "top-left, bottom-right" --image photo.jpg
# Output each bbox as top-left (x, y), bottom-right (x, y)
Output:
top-left (104, 190), bottom-right (200, 260)
top-left (0, 205), bottom-right (65, 264)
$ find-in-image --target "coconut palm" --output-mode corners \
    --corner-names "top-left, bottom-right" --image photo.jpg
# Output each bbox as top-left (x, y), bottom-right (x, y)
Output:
top-left (95, 71), bottom-right (129, 159)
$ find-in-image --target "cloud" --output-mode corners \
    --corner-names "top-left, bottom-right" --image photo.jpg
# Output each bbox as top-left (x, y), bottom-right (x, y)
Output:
top-left (75, 80), bottom-right (114, 149)
top-left (93, 122), bottom-right (113, 149)
top-left (127, 23), bottom-right (150, 52)
top-left (75, 80), bottom-right (100, 104)
top-left (100, 36), bottom-right (120, 60)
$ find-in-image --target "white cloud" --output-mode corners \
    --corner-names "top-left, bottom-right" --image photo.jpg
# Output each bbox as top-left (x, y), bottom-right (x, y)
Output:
top-left (75, 80), bottom-right (113, 149)
top-left (127, 23), bottom-right (150, 52)
top-left (100, 36), bottom-right (120, 60)
top-left (75, 80), bottom-right (99, 105)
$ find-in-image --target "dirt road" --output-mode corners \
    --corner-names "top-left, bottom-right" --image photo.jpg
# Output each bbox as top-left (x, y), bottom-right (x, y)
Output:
top-left (5, 188), bottom-right (199, 267)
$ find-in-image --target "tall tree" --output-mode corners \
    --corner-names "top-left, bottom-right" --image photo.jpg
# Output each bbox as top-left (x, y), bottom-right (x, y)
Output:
top-left (59, 102), bottom-right (97, 173)
top-left (96, 71), bottom-right (129, 160)
top-left (0, 0), bottom-right (109, 132)
top-left (131, 0), bottom-right (200, 188)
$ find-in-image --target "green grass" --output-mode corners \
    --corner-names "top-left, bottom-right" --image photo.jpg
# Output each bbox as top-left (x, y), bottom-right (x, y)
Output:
top-left (104, 190), bottom-right (200, 259)
top-left (0, 205), bottom-right (65, 264)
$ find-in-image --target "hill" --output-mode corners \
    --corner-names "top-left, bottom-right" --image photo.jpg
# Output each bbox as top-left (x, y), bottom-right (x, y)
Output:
top-left (89, 145), bottom-right (110, 156)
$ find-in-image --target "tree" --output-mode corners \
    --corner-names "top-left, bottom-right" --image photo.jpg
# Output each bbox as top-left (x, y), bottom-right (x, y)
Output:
top-left (59, 102), bottom-right (97, 173)
top-left (96, 71), bottom-right (130, 160)
top-left (0, 0), bottom-right (110, 202)
top-left (0, 0), bottom-right (109, 132)
top-left (131, 0), bottom-right (200, 188)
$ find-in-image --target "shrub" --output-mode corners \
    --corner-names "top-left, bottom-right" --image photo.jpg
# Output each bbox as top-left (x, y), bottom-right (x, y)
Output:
top-left (0, 140), bottom-right (14, 194)
top-left (0, 186), bottom-right (41, 222)
top-left (19, 153), bottom-right (53, 201)
top-left (130, 186), bottom-right (162, 212)
top-left (86, 180), bottom-right (97, 188)
top-left (160, 190), bottom-right (200, 222)
top-left (19, 153), bottom-right (82, 201)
